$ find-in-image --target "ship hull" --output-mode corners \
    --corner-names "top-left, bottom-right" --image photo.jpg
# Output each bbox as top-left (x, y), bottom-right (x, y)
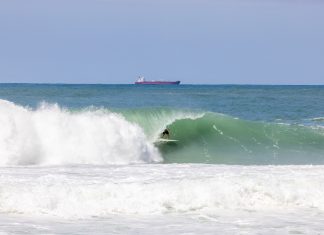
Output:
top-left (135, 81), bottom-right (180, 85)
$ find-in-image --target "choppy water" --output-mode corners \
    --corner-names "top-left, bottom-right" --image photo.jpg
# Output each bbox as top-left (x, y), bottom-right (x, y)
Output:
top-left (0, 84), bottom-right (324, 234)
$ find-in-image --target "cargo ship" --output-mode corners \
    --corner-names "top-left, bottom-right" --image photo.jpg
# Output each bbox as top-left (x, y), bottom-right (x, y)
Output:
top-left (135, 76), bottom-right (180, 85)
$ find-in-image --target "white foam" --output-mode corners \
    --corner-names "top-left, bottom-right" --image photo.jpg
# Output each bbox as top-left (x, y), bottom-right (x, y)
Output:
top-left (0, 99), bottom-right (161, 165)
top-left (0, 164), bottom-right (324, 218)
top-left (312, 117), bottom-right (324, 122)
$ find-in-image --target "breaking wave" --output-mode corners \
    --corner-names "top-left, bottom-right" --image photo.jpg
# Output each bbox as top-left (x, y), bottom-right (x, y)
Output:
top-left (0, 99), bottom-right (161, 165)
top-left (156, 113), bottom-right (324, 164)
top-left (1, 99), bottom-right (324, 166)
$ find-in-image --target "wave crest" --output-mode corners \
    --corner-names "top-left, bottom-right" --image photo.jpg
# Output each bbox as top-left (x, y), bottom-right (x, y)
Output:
top-left (0, 100), bottom-right (161, 165)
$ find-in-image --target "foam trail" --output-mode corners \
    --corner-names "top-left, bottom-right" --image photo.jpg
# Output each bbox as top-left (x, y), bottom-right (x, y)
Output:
top-left (0, 100), bottom-right (161, 165)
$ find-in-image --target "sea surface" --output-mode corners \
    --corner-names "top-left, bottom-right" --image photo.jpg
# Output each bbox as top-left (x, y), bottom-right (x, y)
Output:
top-left (0, 84), bottom-right (324, 234)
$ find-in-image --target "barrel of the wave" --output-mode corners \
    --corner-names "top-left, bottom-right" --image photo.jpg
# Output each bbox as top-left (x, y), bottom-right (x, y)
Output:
top-left (156, 112), bottom-right (324, 165)
top-left (134, 76), bottom-right (180, 85)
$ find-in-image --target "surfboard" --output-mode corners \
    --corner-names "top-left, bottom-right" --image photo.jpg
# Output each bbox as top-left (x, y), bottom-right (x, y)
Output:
top-left (155, 138), bottom-right (179, 143)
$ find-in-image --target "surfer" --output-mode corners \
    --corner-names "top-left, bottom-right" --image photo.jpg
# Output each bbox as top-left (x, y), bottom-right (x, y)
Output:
top-left (161, 129), bottom-right (170, 139)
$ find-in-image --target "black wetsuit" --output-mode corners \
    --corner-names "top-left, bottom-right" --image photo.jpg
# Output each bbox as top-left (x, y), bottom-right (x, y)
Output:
top-left (162, 129), bottom-right (169, 137)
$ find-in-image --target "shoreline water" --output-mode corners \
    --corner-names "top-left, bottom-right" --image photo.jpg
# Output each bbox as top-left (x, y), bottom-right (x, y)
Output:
top-left (1, 164), bottom-right (324, 234)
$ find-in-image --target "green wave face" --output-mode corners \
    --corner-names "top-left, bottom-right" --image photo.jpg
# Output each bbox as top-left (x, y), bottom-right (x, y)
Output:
top-left (121, 108), bottom-right (204, 140)
top-left (154, 113), bottom-right (324, 165)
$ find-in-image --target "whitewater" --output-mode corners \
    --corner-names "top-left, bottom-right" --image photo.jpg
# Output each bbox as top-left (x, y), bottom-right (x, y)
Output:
top-left (1, 84), bottom-right (324, 234)
top-left (0, 99), bottom-right (161, 165)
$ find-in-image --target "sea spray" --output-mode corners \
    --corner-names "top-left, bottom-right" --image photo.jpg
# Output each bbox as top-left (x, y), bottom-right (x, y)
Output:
top-left (0, 100), bottom-right (161, 165)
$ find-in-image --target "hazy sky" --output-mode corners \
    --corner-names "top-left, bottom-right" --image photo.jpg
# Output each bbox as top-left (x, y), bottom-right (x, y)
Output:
top-left (0, 0), bottom-right (323, 84)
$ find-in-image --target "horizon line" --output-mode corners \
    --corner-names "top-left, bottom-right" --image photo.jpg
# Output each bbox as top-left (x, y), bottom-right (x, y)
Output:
top-left (0, 82), bottom-right (323, 86)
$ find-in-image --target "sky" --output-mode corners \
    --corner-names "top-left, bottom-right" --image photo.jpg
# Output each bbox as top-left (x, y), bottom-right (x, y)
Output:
top-left (0, 0), bottom-right (323, 84)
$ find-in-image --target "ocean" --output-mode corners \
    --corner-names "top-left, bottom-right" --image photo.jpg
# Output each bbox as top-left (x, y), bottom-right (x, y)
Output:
top-left (0, 84), bottom-right (324, 234)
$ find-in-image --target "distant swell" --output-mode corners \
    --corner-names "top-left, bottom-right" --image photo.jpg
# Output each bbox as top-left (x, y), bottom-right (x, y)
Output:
top-left (0, 100), bottom-right (161, 165)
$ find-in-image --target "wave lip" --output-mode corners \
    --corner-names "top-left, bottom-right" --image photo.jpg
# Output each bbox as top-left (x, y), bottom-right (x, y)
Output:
top-left (0, 99), bottom-right (161, 166)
